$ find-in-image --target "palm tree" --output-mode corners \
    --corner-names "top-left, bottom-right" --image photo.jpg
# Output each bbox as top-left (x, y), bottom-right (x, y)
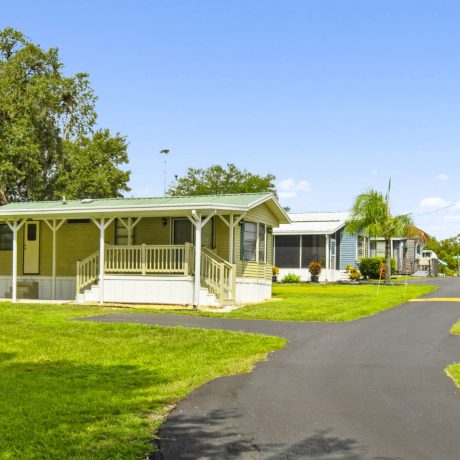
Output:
top-left (345, 183), bottom-right (415, 284)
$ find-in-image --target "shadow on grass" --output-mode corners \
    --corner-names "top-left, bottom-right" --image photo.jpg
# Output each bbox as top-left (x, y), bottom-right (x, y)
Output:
top-left (151, 408), bottom-right (401, 459)
top-left (0, 359), bottom-right (170, 459)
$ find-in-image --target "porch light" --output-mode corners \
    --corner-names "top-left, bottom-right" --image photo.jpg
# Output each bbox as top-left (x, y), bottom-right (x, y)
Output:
top-left (162, 218), bottom-right (168, 227)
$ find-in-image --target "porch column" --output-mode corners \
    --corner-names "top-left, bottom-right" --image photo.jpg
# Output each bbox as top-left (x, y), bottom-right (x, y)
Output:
top-left (44, 219), bottom-right (65, 300)
top-left (325, 234), bottom-right (330, 281)
top-left (194, 216), bottom-right (202, 307)
top-left (229, 214), bottom-right (234, 264)
top-left (92, 217), bottom-right (115, 304)
top-left (6, 220), bottom-right (25, 302)
top-left (189, 211), bottom-right (215, 307)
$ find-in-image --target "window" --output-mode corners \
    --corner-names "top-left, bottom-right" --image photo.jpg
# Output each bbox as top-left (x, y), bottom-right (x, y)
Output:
top-left (274, 235), bottom-right (300, 268)
top-left (240, 222), bottom-right (257, 261)
top-left (172, 218), bottom-right (214, 248)
top-left (27, 223), bottom-right (37, 241)
top-left (301, 235), bottom-right (326, 267)
top-left (0, 224), bottom-right (12, 251)
top-left (202, 219), bottom-right (214, 248)
top-left (115, 219), bottom-right (133, 245)
top-left (173, 219), bottom-right (192, 244)
top-left (258, 224), bottom-right (266, 263)
top-left (357, 236), bottom-right (368, 260)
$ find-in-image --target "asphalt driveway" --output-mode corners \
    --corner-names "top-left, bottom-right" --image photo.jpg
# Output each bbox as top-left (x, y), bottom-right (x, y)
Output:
top-left (79, 278), bottom-right (460, 459)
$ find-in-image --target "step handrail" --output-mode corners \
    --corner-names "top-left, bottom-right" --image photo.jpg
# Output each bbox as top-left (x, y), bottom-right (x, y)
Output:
top-left (201, 248), bottom-right (236, 305)
top-left (76, 250), bottom-right (99, 296)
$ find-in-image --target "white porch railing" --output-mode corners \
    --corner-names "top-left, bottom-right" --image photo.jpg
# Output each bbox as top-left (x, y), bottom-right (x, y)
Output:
top-left (76, 243), bottom-right (236, 305)
top-left (104, 243), bottom-right (194, 275)
top-left (76, 251), bottom-right (99, 296)
top-left (201, 248), bottom-right (236, 305)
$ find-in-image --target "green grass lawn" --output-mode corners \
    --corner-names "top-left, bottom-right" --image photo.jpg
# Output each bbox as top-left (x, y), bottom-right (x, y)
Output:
top-left (135, 283), bottom-right (436, 322)
top-left (0, 303), bottom-right (285, 459)
top-left (446, 320), bottom-right (460, 387)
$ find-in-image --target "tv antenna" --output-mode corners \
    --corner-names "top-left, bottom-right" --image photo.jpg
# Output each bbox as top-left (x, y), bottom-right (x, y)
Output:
top-left (160, 149), bottom-right (170, 196)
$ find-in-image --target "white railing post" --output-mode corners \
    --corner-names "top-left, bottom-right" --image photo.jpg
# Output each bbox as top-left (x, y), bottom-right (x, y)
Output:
top-left (141, 244), bottom-right (146, 275)
top-left (184, 243), bottom-right (190, 275)
top-left (231, 264), bottom-right (237, 301)
top-left (219, 262), bottom-right (225, 305)
top-left (76, 260), bottom-right (80, 297)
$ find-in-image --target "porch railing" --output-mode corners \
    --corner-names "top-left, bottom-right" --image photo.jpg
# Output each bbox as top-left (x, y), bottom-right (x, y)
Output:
top-left (76, 243), bottom-right (236, 305)
top-left (76, 251), bottom-right (99, 296)
top-left (104, 243), bottom-right (194, 275)
top-left (201, 248), bottom-right (236, 304)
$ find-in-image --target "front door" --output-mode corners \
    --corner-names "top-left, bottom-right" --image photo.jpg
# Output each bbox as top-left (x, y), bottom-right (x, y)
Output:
top-left (23, 221), bottom-right (40, 274)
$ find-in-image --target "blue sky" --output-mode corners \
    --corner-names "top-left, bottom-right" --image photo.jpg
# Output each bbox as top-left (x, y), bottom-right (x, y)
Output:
top-left (2, 1), bottom-right (460, 238)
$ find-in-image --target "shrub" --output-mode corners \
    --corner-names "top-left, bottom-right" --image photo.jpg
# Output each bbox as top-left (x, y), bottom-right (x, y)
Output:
top-left (308, 261), bottom-right (322, 276)
top-left (281, 273), bottom-right (301, 283)
top-left (359, 257), bottom-right (396, 279)
top-left (272, 266), bottom-right (280, 276)
top-left (345, 264), bottom-right (361, 281)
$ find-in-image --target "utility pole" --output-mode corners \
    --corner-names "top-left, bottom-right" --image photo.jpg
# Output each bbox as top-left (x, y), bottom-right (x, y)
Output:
top-left (160, 149), bottom-right (170, 196)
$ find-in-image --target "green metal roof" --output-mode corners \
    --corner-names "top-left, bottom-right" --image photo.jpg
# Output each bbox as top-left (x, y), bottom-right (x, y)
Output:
top-left (0, 193), bottom-right (290, 223)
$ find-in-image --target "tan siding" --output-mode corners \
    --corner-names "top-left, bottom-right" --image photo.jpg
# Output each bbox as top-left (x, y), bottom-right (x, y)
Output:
top-left (245, 203), bottom-right (279, 227)
top-left (134, 217), bottom-right (170, 245)
top-left (236, 203), bottom-right (279, 280)
top-left (215, 217), bottom-right (230, 260)
top-left (57, 221), bottom-right (100, 276)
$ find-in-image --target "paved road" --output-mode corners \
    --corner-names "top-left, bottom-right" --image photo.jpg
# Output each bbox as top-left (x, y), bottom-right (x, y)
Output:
top-left (79, 279), bottom-right (460, 459)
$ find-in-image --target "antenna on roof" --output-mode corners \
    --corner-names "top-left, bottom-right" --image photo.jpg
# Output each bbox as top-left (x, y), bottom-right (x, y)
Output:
top-left (160, 149), bottom-right (170, 197)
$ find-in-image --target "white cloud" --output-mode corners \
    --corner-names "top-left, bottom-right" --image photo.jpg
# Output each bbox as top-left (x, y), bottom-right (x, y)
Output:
top-left (436, 173), bottom-right (449, 181)
top-left (419, 196), bottom-right (451, 209)
top-left (277, 177), bottom-right (311, 199)
top-left (278, 191), bottom-right (297, 199)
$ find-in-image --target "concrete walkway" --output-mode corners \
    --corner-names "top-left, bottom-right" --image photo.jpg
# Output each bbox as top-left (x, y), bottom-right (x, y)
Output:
top-left (79, 278), bottom-right (460, 459)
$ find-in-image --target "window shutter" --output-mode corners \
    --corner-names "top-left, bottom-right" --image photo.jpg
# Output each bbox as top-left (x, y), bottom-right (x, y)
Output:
top-left (240, 221), bottom-right (245, 260)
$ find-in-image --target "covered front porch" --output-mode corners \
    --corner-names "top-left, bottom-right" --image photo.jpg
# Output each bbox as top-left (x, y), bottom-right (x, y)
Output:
top-left (0, 193), bottom-right (287, 306)
top-left (2, 215), bottom-right (238, 307)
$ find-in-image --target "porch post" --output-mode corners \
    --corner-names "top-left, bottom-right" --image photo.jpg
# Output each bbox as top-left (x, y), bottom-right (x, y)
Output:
top-left (325, 234), bottom-right (330, 281)
top-left (189, 211), bottom-right (215, 308)
top-left (6, 220), bottom-right (25, 302)
top-left (44, 219), bottom-right (65, 300)
top-left (229, 214), bottom-right (234, 264)
top-left (92, 217), bottom-right (115, 304)
top-left (194, 215), bottom-right (202, 307)
top-left (98, 218), bottom-right (105, 304)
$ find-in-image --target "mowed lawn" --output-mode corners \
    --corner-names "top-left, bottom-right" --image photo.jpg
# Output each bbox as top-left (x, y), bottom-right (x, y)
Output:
top-left (148, 283), bottom-right (437, 322)
top-left (446, 320), bottom-right (460, 387)
top-left (0, 303), bottom-right (285, 460)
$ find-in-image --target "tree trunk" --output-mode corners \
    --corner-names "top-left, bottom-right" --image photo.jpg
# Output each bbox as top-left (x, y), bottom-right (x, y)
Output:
top-left (0, 185), bottom-right (8, 205)
top-left (385, 238), bottom-right (391, 284)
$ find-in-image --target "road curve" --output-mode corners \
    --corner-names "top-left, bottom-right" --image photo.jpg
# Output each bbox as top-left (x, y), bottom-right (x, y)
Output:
top-left (79, 278), bottom-right (460, 459)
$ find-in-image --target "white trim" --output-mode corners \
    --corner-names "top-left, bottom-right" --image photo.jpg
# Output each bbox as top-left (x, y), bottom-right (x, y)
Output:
top-left (43, 219), bottom-right (65, 299)
top-left (5, 219), bottom-right (26, 302)
top-left (91, 217), bottom-right (115, 303)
